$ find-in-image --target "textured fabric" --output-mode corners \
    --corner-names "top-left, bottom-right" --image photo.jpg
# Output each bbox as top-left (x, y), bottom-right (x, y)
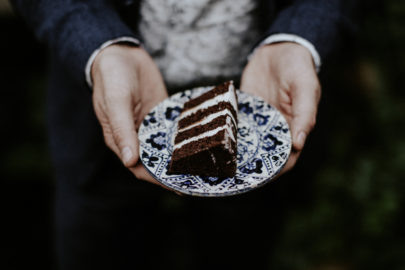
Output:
top-left (11, 0), bottom-right (141, 88)
top-left (11, 0), bottom-right (352, 88)
top-left (255, 33), bottom-right (322, 72)
top-left (138, 0), bottom-right (263, 90)
top-left (267, 0), bottom-right (349, 58)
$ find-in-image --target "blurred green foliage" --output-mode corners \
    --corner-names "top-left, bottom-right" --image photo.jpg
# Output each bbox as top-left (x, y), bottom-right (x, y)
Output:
top-left (268, 1), bottom-right (405, 269)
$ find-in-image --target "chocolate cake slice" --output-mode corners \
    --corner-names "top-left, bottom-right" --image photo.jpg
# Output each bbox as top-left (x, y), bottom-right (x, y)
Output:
top-left (168, 81), bottom-right (238, 177)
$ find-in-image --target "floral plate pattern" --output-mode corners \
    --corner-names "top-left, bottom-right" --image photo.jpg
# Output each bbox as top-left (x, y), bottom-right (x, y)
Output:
top-left (139, 86), bottom-right (292, 197)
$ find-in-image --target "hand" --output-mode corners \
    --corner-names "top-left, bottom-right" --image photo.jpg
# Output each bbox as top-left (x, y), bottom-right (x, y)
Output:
top-left (240, 42), bottom-right (321, 174)
top-left (91, 44), bottom-right (169, 187)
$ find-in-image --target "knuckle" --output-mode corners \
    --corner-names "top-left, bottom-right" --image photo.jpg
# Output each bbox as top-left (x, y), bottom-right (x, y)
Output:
top-left (308, 117), bottom-right (317, 130)
top-left (111, 125), bottom-right (129, 148)
top-left (103, 132), bottom-right (116, 151)
top-left (92, 98), bottom-right (105, 115)
top-left (100, 124), bottom-right (119, 153)
top-left (106, 98), bottom-right (133, 117)
top-left (111, 126), bottom-right (124, 141)
top-left (315, 85), bottom-right (322, 101)
top-left (96, 52), bottom-right (119, 71)
top-left (105, 89), bottom-right (131, 104)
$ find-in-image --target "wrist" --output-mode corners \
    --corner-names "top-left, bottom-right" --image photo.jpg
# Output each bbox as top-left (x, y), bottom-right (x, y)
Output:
top-left (257, 42), bottom-right (316, 71)
top-left (85, 37), bottom-right (141, 88)
top-left (252, 34), bottom-right (321, 72)
top-left (91, 45), bottom-right (145, 83)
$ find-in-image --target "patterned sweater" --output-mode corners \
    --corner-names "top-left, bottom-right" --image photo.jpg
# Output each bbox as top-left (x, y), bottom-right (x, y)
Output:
top-left (138, 0), bottom-right (264, 90)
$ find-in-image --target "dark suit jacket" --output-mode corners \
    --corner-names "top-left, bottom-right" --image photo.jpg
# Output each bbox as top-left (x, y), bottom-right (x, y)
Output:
top-left (10, 0), bottom-right (352, 190)
top-left (10, 1), bottom-right (354, 268)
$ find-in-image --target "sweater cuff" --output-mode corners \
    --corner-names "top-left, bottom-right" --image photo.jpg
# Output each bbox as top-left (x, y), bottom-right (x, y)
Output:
top-left (85, 36), bottom-right (141, 88)
top-left (250, 33), bottom-right (321, 73)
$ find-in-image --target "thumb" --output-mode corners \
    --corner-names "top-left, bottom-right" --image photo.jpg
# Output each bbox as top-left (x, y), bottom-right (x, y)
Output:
top-left (106, 94), bottom-right (140, 167)
top-left (291, 81), bottom-right (320, 151)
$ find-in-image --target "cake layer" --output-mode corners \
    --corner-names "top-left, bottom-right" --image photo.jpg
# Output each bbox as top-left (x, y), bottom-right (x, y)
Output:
top-left (169, 129), bottom-right (237, 177)
top-left (183, 81), bottom-right (232, 111)
top-left (175, 114), bottom-right (236, 144)
top-left (178, 109), bottom-right (237, 134)
top-left (173, 123), bottom-right (235, 151)
top-left (177, 102), bottom-right (237, 130)
top-left (179, 82), bottom-right (238, 122)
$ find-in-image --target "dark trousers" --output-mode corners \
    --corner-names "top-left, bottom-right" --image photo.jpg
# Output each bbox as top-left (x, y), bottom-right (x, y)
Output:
top-left (48, 62), bottom-right (306, 270)
top-left (54, 160), bottom-right (288, 270)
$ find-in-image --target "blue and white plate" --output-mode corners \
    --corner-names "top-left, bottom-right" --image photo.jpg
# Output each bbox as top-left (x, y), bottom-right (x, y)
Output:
top-left (139, 86), bottom-right (292, 197)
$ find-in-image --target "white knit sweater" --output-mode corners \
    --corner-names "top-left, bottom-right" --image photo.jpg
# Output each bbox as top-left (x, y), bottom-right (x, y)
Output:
top-left (138, 0), bottom-right (262, 90)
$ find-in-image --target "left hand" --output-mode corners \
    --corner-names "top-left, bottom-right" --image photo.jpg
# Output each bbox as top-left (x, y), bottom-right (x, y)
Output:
top-left (240, 42), bottom-right (321, 174)
top-left (91, 45), bottom-right (170, 189)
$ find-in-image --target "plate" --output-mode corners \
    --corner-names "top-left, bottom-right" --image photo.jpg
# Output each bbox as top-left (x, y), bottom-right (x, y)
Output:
top-left (138, 86), bottom-right (292, 197)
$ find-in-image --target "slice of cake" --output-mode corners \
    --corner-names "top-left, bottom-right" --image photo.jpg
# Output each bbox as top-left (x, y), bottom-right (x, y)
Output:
top-left (168, 81), bottom-right (238, 177)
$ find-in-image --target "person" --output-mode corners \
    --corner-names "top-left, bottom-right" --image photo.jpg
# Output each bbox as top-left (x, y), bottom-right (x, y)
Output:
top-left (11, 0), bottom-right (351, 269)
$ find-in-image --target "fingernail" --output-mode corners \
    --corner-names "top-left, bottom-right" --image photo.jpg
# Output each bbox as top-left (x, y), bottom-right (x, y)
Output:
top-left (121, 147), bottom-right (133, 164)
top-left (297, 131), bottom-right (307, 148)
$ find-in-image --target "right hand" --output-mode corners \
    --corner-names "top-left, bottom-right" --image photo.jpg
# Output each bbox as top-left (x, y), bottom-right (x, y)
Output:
top-left (91, 44), bottom-right (168, 187)
top-left (241, 43), bottom-right (321, 175)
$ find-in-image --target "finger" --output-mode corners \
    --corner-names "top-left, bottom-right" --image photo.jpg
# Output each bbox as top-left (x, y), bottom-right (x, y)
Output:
top-left (240, 69), bottom-right (267, 95)
top-left (291, 80), bottom-right (320, 151)
top-left (130, 164), bottom-right (183, 195)
top-left (279, 150), bottom-right (300, 175)
top-left (241, 77), bottom-right (279, 109)
top-left (105, 90), bottom-right (139, 168)
top-left (131, 163), bottom-right (160, 185)
top-left (240, 59), bottom-right (280, 109)
top-left (135, 80), bottom-right (168, 125)
top-left (240, 63), bottom-right (269, 93)
top-left (135, 87), bottom-right (167, 128)
top-left (92, 96), bottom-right (122, 156)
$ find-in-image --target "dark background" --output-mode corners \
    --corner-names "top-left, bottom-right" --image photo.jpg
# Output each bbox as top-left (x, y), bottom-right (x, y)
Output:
top-left (1, 0), bottom-right (405, 269)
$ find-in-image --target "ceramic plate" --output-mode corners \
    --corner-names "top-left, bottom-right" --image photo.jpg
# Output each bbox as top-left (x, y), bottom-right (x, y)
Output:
top-left (139, 86), bottom-right (292, 197)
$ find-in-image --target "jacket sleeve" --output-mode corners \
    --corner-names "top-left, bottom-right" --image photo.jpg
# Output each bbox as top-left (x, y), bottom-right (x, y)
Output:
top-left (11, 0), bottom-right (140, 87)
top-left (267, 0), bottom-right (355, 59)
